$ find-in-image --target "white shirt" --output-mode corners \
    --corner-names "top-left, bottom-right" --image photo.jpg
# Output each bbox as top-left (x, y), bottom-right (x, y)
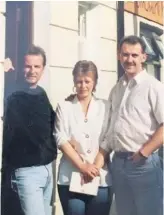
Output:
top-left (101, 70), bottom-right (164, 152)
top-left (55, 96), bottom-right (112, 186)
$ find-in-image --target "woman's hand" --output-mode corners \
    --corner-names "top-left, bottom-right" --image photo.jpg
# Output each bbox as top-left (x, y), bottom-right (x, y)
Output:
top-left (79, 162), bottom-right (99, 183)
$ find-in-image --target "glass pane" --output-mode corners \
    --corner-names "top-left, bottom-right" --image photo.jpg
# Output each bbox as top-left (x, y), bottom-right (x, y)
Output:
top-left (78, 4), bottom-right (87, 37)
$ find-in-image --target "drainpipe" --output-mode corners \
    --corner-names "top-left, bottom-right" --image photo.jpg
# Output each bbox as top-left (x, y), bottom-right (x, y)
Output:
top-left (117, 1), bottom-right (125, 79)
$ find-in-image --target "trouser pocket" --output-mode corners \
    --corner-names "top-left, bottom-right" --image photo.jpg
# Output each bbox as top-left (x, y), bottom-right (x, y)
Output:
top-left (151, 153), bottom-right (163, 189)
top-left (11, 170), bottom-right (18, 193)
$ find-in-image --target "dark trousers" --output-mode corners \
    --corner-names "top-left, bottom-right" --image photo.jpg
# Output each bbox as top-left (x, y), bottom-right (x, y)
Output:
top-left (58, 185), bottom-right (113, 215)
top-left (1, 167), bottom-right (23, 215)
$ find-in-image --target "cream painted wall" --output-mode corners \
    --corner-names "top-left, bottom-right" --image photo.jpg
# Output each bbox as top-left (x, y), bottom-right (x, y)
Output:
top-left (47, 2), bottom-right (117, 107)
top-left (48, 3), bottom-right (79, 214)
top-left (32, 2), bottom-right (163, 105)
top-left (0, 1), bottom-right (6, 183)
top-left (124, 12), bottom-right (136, 36)
top-left (49, 67), bottom-right (74, 109)
top-left (96, 71), bottom-right (117, 100)
top-left (50, 1), bottom-right (78, 30)
top-left (49, 1), bottom-right (78, 108)
top-left (99, 1), bottom-right (117, 9)
top-left (99, 39), bottom-right (117, 71)
top-left (125, 11), bottom-right (163, 37)
top-left (77, 3), bottom-right (117, 100)
top-left (99, 5), bottom-right (117, 39)
top-left (49, 26), bottom-right (78, 68)
top-left (33, 1), bottom-right (51, 98)
top-left (0, 1), bottom-right (118, 214)
top-left (32, 2), bottom-right (118, 215)
top-left (87, 4), bottom-right (117, 100)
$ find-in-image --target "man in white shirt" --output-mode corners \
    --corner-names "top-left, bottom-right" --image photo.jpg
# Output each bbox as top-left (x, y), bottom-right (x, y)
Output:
top-left (95, 35), bottom-right (163, 215)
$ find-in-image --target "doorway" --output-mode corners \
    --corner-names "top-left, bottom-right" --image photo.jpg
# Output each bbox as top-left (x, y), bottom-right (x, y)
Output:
top-left (2, 2), bottom-right (32, 214)
top-left (5, 1), bottom-right (32, 98)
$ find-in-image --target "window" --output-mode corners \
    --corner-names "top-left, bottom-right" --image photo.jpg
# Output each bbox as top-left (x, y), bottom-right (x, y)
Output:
top-left (78, 2), bottom-right (99, 61)
top-left (141, 35), bottom-right (156, 58)
top-left (152, 33), bottom-right (164, 58)
top-left (78, 2), bottom-right (89, 60)
top-left (78, 1), bottom-right (97, 37)
top-left (140, 22), bottom-right (163, 80)
top-left (78, 2), bottom-right (87, 37)
top-left (78, 2), bottom-right (92, 60)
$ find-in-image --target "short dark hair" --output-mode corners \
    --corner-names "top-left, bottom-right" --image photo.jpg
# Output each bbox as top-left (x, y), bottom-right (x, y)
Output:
top-left (25, 45), bottom-right (46, 67)
top-left (119, 35), bottom-right (146, 53)
top-left (72, 60), bottom-right (98, 92)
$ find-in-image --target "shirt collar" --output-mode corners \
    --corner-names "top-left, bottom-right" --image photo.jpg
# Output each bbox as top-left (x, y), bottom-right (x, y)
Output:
top-left (133, 69), bottom-right (148, 84)
top-left (72, 95), bottom-right (97, 120)
top-left (120, 69), bottom-right (148, 85)
top-left (73, 94), bottom-right (96, 103)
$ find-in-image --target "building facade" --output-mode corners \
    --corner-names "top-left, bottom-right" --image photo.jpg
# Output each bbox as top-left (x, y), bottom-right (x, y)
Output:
top-left (0, 1), bottom-right (163, 215)
top-left (124, 1), bottom-right (163, 82)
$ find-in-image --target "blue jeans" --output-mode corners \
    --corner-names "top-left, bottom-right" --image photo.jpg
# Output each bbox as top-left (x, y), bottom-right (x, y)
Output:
top-left (58, 185), bottom-right (113, 215)
top-left (111, 152), bottom-right (163, 215)
top-left (11, 163), bottom-right (53, 215)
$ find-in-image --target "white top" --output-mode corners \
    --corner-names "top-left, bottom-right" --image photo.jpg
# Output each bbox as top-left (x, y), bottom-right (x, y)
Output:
top-left (55, 95), bottom-right (112, 187)
top-left (101, 70), bottom-right (164, 153)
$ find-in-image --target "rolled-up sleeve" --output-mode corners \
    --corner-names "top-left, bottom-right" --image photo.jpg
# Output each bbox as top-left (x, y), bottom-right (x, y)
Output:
top-left (100, 139), bottom-right (110, 153)
top-left (149, 83), bottom-right (164, 125)
top-left (54, 103), bottom-right (70, 148)
top-left (99, 99), bottom-right (112, 153)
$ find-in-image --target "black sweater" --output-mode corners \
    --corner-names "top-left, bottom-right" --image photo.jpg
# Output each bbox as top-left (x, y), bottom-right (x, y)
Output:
top-left (2, 86), bottom-right (57, 168)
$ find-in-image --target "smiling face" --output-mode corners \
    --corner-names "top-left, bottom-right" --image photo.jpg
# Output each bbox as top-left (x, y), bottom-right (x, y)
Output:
top-left (24, 54), bottom-right (44, 88)
top-left (119, 42), bottom-right (147, 78)
top-left (74, 71), bottom-right (95, 100)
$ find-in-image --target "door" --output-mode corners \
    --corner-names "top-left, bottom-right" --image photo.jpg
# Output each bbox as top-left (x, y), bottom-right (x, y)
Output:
top-left (5, 1), bottom-right (32, 98)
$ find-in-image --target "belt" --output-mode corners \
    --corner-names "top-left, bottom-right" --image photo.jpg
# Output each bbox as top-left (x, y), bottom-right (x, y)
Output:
top-left (115, 151), bottom-right (134, 159)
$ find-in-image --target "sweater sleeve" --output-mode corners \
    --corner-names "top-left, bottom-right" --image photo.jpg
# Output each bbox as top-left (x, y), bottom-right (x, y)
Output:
top-left (41, 89), bottom-right (57, 158)
top-left (2, 94), bottom-right (17, 167)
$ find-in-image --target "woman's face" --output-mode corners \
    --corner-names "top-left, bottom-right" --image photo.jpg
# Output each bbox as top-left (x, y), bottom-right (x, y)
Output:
top-left (74, 71), bottom-right (95, 99)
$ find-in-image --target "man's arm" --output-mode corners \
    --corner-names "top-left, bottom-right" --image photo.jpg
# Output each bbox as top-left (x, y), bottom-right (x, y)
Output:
top-left (2, 95), bottom-right (16, 167)
top-left (94, 98), bottom-right (113, 168)
top-left (94, 147), bottom-right (108, 169)
top-left (140, 124), bottom-right (163, 157)
top-left (138, 83), bottom-right (164, 158)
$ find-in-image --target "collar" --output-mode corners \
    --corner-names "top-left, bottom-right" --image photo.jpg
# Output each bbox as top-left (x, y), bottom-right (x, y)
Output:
top-left (72, 95), bottom-right (98, 120)
top-left (133, 69), bottom-right (148, 84)
top-left (120, 69), bottom-right (148, 86)
top-left (73, 94), bottom-right (96, 104)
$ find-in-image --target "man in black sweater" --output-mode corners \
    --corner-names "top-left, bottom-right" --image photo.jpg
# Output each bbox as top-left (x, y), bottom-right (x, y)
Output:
top-left (2, 46), bottom-right (57, 215)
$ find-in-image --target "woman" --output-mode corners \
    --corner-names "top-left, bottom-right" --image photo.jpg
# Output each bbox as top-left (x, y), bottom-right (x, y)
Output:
top-left (55, 60), bottom-right (112, 215)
